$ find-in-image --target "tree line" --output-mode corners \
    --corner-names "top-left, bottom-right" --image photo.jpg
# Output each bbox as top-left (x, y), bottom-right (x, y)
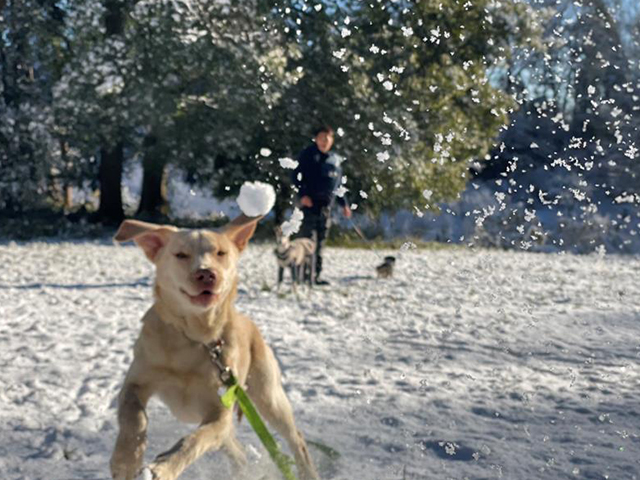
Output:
top-left (1, 0), bottom-right (637, 225)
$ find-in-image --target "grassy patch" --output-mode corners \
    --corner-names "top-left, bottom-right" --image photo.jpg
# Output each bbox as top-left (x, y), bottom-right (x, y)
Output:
top-left (326, 226), bottom-right (459, 250)
top-left (0, 208), bottom-right (457, 252)
top-left (0, 208), bottom-right (260, 241)
top-left (0, 209), bottom-right (111, 241)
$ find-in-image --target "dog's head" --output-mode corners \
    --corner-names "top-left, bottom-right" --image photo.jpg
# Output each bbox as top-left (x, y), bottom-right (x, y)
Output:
top-left (383, 256), bottom-right (396, 265)
top-left (273, 226), bottom-right (290, 251)
top-left (114, 214), bottom-right (260, 312)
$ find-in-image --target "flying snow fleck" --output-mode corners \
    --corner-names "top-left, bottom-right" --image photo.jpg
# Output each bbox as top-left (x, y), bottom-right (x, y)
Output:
top-left (260, 148), bottom-right (272, 157)
top-left (335, 185), bottom-right (348, 197)
top-left (237, 181), bottom-right (276, 217)
top-left (333, 48), bottom-right (346, 59)
top-left (279, 157), bottom-right (298, 169)
top-left (281, 208), bottom-right (304, 237)
top-left (624, 144), bottom-right (638, 159)
top-left (401, 241), bottom-right (416, 251)
top-left (377, 151), bottom-right (390, 162)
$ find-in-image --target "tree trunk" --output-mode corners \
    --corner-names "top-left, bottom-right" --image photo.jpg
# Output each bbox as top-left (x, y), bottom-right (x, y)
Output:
top-left (97, 142), bottom-right (125, 224)
top-left (137, 135), bottom-right (169, 219)
top-left (95, 0), bottom-right (126, 224)
top-left (60, 139), bottom-right (73, 210)
top-left (64, 185), bottom-right (73, 210)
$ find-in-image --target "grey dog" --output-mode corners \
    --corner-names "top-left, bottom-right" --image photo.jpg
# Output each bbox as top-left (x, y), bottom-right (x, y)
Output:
top-left (274, 227), bottom-right (316, 291)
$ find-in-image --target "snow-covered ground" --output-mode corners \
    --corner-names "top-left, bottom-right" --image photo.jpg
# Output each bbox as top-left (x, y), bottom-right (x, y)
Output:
top-left (1, 240), bottom-right (639, 480)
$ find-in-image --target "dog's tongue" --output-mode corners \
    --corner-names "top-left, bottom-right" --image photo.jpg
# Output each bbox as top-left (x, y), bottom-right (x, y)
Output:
top-left (192, 290), bottom-right (215, 306)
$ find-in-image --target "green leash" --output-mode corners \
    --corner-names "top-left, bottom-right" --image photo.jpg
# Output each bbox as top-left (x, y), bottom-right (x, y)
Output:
top-left (206, 341), bottom-right (298, 480)
top-left (221, 381), bottom-right (297, 480)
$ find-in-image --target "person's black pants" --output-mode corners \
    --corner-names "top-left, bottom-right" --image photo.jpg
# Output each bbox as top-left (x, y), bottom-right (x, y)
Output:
top-left (299, 206), bottom-right (331, 277)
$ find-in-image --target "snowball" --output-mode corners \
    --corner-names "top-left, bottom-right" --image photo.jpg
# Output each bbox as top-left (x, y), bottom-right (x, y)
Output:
top-left (279, 157), bottom-right (299, 169)
top-left (281, 208), bottom-right (304, 237)
top-left (259, 148), bottom-right (272, 157)
top-left (237, 181), bottom-right (276, 217)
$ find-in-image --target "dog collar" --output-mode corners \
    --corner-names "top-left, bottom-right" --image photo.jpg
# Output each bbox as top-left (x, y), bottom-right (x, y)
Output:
top-left (275, 246), bottom-right (292, 260)
top-left (204, 339), bottom-right (235, 387)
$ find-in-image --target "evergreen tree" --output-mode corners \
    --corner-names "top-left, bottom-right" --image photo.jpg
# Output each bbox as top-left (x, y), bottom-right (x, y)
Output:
top-left (0, 0), bottom-right (65, 212)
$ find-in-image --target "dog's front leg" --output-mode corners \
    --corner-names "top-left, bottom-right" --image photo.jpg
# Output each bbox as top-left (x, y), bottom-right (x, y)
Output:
top-left (110, 384), bottom-right (150, 480)
top-left (146, 412), bottom-right (233, 480)
top-left (277, 266), bottom-right (284, 290)
top-left (305, 261), bottom-right (313, 288)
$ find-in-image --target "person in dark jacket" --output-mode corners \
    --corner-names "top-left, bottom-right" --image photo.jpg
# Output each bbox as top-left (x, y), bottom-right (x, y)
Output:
top-left (293, 125), bottom-right (351, 285)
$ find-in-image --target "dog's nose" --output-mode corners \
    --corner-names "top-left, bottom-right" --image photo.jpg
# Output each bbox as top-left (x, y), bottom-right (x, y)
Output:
top-left (195, 268), bottom-right (216, 285)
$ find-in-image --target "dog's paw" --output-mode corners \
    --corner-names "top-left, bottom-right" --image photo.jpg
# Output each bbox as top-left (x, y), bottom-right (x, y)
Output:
top-left (141, 462), bottom-right (175, 480)
top-left (137, 467), bottom-right (156, 480)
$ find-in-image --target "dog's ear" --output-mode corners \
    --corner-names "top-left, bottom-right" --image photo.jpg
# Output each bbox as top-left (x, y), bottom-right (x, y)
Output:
top-left (222, 214), bottom-right (261, 253)
top-left (114, 219), bottom-right (178, 262)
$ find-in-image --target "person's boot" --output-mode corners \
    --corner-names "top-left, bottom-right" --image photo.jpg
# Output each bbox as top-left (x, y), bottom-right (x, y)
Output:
top-left (314, 276), bottom-right (330, 286)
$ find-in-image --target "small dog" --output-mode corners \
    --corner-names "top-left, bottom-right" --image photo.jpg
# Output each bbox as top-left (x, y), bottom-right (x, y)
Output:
top-left (110, 215), bottom-right (319, 480)
top-left (376, 255), bottom-right (396, 279)
top-left (274, 227), bottom-right (316, 290)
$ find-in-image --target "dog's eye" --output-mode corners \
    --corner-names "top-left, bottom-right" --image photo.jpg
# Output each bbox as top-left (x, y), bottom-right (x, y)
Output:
top-left (175, 252), bottom-right (189, 260)
top-left (217, 250), bottom-right (227, 257)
